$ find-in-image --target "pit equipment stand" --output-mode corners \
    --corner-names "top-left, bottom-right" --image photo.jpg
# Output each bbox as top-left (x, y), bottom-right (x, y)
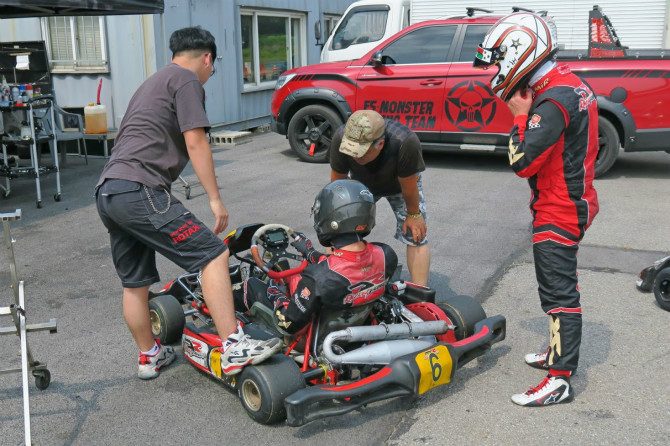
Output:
top-left (0, 209), bottom-right (57, 446)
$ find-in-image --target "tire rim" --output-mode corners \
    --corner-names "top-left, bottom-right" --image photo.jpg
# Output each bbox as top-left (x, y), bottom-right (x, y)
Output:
top-left (299, 115), bottom-right (330, 152)
top-left (241, 379), bottom-right (262, 412)
top-left (149, 309), bottom-right (161, 337)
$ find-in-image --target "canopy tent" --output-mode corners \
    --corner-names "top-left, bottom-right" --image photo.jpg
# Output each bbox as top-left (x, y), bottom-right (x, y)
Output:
top-left (0, 0), bottom-right (163, 18)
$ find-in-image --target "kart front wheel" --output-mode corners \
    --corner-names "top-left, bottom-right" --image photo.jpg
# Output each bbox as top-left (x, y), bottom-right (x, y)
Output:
top-left (653, 268), bottom-right (670, 311)
top-left (437, 296), bottom-right (487, 340)
top-left (238, 355), bottom-right (305, 424)
top-left (149, 294), bottom-right (185, 344)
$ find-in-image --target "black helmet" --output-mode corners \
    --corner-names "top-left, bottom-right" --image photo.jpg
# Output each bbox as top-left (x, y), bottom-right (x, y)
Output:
top-left (312, 180), bottom-right (376, 247)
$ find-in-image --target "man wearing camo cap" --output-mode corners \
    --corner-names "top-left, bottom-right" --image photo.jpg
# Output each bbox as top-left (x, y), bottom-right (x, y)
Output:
top-left (330, 110), bottom-right (431, 286)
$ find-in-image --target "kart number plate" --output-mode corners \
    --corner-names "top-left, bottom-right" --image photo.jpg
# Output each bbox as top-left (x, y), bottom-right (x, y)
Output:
top-left (415, 345), bottom-right (453, 395)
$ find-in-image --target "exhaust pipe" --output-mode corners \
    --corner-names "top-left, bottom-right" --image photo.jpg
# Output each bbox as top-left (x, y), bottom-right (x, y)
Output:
top-left (323, 321), bottom-right (447, 365)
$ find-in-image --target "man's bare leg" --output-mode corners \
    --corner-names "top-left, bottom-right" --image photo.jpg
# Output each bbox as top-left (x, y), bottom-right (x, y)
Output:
top-left (406, 244), bottom-right (431, 286)
top-left (199, 250), bottom-right (238, 339)
top-left (123, 285), bottom-right (154, 352)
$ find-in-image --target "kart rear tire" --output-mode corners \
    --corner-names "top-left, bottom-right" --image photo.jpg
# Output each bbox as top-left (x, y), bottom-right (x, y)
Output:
top-left (287, 104), bottom-right (342, 163)
top-left (238, 354), bottom-right (305, 424)
top-left (149, 294), bottom-right (185, 345)
top-left (436, 296), bottom-right (487, 340)
top-left (653, 268), bottom-right (670, 311)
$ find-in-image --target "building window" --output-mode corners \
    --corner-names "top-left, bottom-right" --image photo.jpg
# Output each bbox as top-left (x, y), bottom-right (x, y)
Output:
top-left (41, 16), bottom-right (108, 73)
top-left (241, 10), bottom-right (306, 88)
top-left (323, 14), bottom-right (341, 39)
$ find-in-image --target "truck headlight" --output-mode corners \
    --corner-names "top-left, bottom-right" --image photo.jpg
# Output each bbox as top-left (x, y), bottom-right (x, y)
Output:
top-left (275, 73), bottom-right (296, 90)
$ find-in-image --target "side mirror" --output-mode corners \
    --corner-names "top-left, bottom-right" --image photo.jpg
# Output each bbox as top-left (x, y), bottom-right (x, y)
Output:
top-left (314, 20), bottom-right (322, 43)
top-left (370, 50), bottom-right (383, 67)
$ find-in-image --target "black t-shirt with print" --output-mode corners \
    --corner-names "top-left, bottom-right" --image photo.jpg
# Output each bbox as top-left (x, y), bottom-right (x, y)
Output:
top-left (330, 118), bottom-right (425, 197)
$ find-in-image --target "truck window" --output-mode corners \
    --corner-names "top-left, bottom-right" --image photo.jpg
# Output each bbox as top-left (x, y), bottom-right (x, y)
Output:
top-left (382, 25), bottom-right (457, 64)
top-left (331, 7), bottom-right (389, 51)
top-left (457, 25), bottom-right (491, 62)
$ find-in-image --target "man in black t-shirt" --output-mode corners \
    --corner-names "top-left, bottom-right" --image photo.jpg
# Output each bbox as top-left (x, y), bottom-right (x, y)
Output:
top-left (330, 110), bottom-right (431, 286)
top-left (96, 27), bottom-right (280, 380)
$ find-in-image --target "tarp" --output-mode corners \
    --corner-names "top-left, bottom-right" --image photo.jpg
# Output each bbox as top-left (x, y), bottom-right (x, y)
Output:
top-left (0, 0), bottom-right (163, 18)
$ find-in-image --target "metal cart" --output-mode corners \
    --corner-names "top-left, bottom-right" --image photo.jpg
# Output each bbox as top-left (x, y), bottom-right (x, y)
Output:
top-left (0, 209), bottom-right (57, 445)
top-left (0, 96), bottom-right (62, 208)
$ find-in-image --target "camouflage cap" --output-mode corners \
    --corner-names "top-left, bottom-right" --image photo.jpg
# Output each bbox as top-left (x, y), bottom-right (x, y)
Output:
top-left (339, 110), bottom-right (386, 158)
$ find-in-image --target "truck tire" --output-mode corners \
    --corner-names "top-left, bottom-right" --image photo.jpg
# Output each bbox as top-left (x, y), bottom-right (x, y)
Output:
top-left (287, 104), bottom-right (343, 163)
top-left (595, 117), bottom-right (619, 178)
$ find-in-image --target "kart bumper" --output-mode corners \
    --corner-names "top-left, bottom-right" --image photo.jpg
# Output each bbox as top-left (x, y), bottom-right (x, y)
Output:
top-left (636, 256), bottom-right (670, 291)
top-left (284, 314), bottom-right (506, 426)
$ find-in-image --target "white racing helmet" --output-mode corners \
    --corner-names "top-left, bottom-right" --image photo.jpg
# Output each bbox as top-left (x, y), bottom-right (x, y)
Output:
top-left (474, 12), bottom-right (558, 101)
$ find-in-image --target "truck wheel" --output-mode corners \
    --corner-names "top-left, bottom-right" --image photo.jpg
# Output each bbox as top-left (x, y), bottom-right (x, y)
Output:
top-left (238, 355), bottom-right (305, 424)
top-left (595, 117), bottom-right (619, 178)
top-left (149, 294), bottom-right (185, 344)
top-left (436, 296), bottom-right (487, 340)
top-left (653, 268), bottom-right (670, 311)
top-left (287, 104), bottom-right (342, 163)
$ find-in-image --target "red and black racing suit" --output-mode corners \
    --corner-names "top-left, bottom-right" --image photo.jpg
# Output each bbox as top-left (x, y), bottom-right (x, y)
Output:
top-left (234, 242), bottom-right (398, 335)
top-left (508, 64), bottom-right (599, 373)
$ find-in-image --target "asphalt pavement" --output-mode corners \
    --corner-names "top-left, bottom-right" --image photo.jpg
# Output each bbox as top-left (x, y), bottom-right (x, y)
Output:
top-left (0, 132), bottom-right (668, 445)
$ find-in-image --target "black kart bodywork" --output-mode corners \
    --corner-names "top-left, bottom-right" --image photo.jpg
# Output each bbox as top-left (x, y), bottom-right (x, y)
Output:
top-left (637, 255), bottom-right (670, 311)
top-left (284, 315), bottom-right (505, 426)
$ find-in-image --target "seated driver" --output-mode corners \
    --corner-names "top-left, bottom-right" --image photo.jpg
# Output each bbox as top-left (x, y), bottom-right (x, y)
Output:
top-left (234, 179), bottom-right (398, 334)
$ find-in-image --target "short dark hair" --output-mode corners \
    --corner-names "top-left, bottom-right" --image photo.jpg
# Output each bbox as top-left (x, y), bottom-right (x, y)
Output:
top-left (169, 27), bottom-right (216, 60)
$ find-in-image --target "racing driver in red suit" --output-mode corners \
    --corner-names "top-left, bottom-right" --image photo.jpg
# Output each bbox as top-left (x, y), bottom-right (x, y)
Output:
top-left (234, 179), bottom-right (398, 335)
top-left (475, 12), bottom-right (599, 406)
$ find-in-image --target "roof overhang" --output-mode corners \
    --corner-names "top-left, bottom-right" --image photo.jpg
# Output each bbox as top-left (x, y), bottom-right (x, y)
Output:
top-left (0, 1), bottom-right (163, 18)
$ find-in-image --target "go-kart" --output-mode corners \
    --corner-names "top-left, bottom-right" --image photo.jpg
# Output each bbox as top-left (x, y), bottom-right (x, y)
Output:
top-left (148, 222), bottom-right (506, 426)
top-left (636, 255), bottom-right (670, 311)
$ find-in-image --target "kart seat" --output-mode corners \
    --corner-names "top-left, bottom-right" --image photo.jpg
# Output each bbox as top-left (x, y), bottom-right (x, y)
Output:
top-left (248, 301), bottom-right (292, 337)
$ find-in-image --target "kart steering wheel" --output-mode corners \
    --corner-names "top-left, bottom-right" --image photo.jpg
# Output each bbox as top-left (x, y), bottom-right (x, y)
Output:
top-left (250, 224), bottom-right (309, 280)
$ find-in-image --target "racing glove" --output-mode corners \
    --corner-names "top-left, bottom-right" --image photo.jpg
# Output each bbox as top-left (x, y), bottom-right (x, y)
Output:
top-left (267, 279), bottom-right (289, 310)
top-left (291, 232), bottom-right (323, 264)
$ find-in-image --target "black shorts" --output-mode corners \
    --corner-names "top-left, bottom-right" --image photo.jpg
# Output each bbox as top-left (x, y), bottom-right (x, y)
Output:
top-left (96, 179), bottom-right (227, 288)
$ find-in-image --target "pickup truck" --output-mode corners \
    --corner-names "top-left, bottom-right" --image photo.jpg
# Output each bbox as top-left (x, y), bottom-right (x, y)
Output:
top-left (271, 6), bottom-right (670, 177)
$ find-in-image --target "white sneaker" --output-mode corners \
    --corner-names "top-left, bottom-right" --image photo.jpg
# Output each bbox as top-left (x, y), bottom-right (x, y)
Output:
top-left (511, 374), bottom-right (574, 406)
top-left (218, 326), bottom-right (282, 376)
top-left (524, 346), bottom-right (550, 370)
top-left (138, 340), bottom-right (176, 380)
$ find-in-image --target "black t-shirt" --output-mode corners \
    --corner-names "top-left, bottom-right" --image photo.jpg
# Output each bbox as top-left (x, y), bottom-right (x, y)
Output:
top-left (97, 63), bottom-right (210, 190)
top-left (330, 118), bottom-right (425, 196)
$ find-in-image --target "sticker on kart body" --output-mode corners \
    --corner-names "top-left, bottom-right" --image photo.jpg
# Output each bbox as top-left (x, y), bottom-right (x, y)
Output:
top-left (415, 345), bottom-right (453, 394)
top-left (183, 334), bottom-right (210, 369)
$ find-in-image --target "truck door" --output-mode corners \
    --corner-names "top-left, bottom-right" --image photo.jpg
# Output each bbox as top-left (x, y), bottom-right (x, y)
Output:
top-left (443, 24), bottom-right (514, 148)
top-left (354, 24), bottom-right (459, 145)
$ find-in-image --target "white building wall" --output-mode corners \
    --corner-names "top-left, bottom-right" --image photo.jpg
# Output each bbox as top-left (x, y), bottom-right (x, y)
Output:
top-left (411, 0), bottom-right (668, 49)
